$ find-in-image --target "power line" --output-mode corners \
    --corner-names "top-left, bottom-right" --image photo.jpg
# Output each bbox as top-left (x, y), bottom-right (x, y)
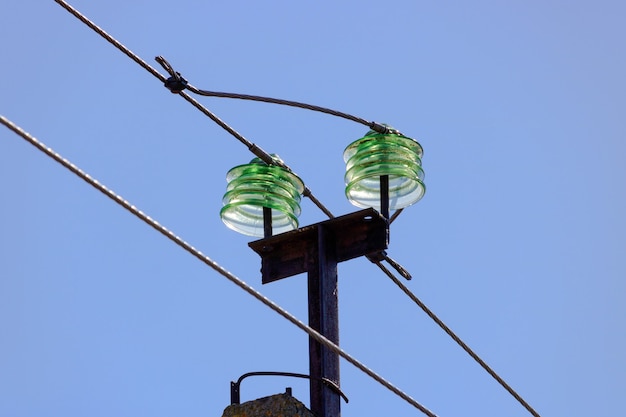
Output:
top-left (375, 261), bottom-right (542, 417)
top-left (154, 56), bottom-right (391, 134)
top-left (0, 114), bottom-right (438, 417)
top-left (52, 0), bottom-right (334, 220)
top-left (50, 3), bottom-right (542, 416)
top-left (52, 0), bottom-right (165, 82)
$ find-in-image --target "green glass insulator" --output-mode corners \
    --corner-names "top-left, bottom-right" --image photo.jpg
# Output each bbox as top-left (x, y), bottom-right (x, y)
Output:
top-left (343, 127), bottom-right (425, 210)
top-left (220, 156), bottom-right (304, 237)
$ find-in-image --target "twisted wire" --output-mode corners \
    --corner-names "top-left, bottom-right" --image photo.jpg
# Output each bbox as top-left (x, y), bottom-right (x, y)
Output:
top-left (153, 56), bottom-right (387, 133)
top-left (188, 87), bottom-right (378, 129)
top-left (374, 261), bottom-right (542, 417)
top-left (52, 0), bottom-right (334, 219)
top-left (54, 0), bottom-right (165, 82)
top-left (0, 114), bottom-right (437, 417)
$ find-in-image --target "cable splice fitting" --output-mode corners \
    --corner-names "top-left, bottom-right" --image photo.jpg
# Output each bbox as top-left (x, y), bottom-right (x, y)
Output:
top-left (369, 122), bottom-right (402, 135)
top-left (366, 250), bottom-right (387, 263)
top-left (369, 122), bottom-right (388, 133)
top-left (164, 73), bottom-right (188, 94)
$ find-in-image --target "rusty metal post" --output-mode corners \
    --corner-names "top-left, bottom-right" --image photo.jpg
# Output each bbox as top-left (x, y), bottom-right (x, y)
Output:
top-left (307, 225), bottom-right (340, 417)
top-left (380, 174), bottom-right (390, 220)
top-left (248, 208), bottom-right (389, 417)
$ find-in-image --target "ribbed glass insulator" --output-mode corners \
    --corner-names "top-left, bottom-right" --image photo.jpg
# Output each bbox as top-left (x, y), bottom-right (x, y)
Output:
top-left (343, 127), bottom-right (425, 210)
top-left (220, 156), bottom-right (304, 237)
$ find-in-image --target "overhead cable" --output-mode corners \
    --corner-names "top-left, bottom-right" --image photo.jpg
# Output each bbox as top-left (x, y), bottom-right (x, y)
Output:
top-left (52, 0), bottom-right (334, 219)
top-left (0, 114), bottom-right (438, 417)
top-left (154, 56), bottom-right (391, 134)
top-left (374, 261), bottom-right (542, 417)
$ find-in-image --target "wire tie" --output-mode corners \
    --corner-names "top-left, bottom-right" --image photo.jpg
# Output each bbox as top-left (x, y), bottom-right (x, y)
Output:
top-left (369, 122), bottom-right (386, 133)
top-left (164, 73), bottom-right (188, 94)
top-left (155, 55), bottom-right (188, 94)
top-left (369, 122), bottom-right (403, 136)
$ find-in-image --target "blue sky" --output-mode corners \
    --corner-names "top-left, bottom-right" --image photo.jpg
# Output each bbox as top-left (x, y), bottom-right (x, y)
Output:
top-left (1, 1), bottom-right (625, 416)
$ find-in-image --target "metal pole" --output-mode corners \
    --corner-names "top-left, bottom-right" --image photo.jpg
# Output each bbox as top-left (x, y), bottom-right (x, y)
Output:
top-left (249, 209), bottom-right (389, 417)
top-left (307, 224), bottom-right (341, 417)
top-left (263, 206), bottom-right (273, 238)
top-left (380, 175), bottom-right (390, 221)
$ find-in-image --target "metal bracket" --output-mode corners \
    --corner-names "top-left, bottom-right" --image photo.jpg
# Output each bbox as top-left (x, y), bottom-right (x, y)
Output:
top-left (230, 371), bottom-right (349, 405)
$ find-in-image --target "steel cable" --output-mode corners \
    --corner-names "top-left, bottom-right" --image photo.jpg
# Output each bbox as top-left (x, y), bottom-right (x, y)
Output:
top-left (186, 87), bottom-right (378, 130)
top-left (374, 261), bottom-right (542, 417)
top-left (153, 55), bottom-right (388, 133)
top-left (52, 0), bottom-right (334, 220)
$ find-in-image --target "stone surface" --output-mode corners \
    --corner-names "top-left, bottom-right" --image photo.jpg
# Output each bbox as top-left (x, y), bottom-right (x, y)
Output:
top-left (221, 393), bottom-right (314, 417)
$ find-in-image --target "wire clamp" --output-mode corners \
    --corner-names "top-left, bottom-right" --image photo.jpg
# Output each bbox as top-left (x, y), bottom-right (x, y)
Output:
top-left (155, 55), bottom-right (188, 94)
top-left (369, 122), bottom-right (402, 135)
top-left (164, 73), bottom-right (188, 94)
top-left (367, 250), bottom-right (413, 280)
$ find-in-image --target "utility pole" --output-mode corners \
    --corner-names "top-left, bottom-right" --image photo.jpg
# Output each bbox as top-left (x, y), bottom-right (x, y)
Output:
top-left (249, 208), bottom-right (389, 417)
